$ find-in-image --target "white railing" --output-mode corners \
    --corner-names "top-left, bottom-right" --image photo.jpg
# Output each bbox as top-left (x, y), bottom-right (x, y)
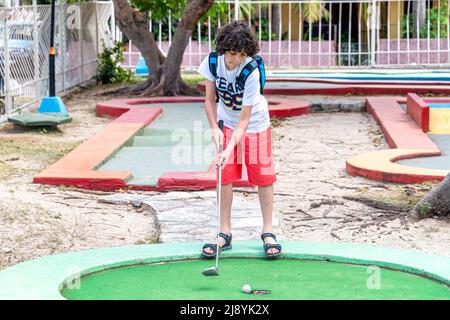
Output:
top-left (0, 0), bottom-right (114, 122)
top-left (119, 0), bottom-right (450, 71)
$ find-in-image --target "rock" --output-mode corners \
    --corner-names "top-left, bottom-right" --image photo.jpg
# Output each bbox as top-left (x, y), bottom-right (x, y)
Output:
top-left (320, 103), bottom-right (341, 113)
top-left (340, 101), bottom-right (366, 112)
top-left (307, 98), bottom-right (366, 113)
top-left (3, 247), bottom-right (12, 254)
top-left (131, 200), bottom-right (143, 208)
top-left (100, 193), bottom-right (148, 203)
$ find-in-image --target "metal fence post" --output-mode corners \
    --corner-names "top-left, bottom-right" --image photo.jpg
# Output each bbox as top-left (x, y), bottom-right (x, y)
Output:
top-left (111, 1), bottom-right (116, 42)
top-left (78, 0), bottom-right (84, 83)
top-left (59, 0), bottom-right (66, 91)
top-left (95, 1), bottom-right (99, 56)
top-left (234, 0), bottom-right (239, 21)
top-left (3, 6), bottom-right (12, 114)
top-left (33, 0), bottom-right (39, 98)
top-left (370, 0), bottom-right (377, 66)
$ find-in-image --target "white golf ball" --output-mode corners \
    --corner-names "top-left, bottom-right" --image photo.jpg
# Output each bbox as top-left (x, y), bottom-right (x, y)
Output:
top-left (242, 284), bottom-right (252, 293)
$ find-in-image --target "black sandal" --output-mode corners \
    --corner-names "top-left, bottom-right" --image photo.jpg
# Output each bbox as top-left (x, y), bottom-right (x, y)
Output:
top-left (261, 232), bottom-right (282, 258)
top-left (201, 232), bottom-right (232, 258)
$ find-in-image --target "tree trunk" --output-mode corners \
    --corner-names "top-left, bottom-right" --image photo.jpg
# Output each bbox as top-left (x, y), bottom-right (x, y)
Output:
top-left (411, 0), bottom-right (426, 38)
top-left (111, 0), bottom-right (214, 96)
top-left (410, 173), bottom-right (450, 220)
top-left (271, 4), bottom-right (280, 37)
top-left (112, 0), bottom-right (164, 93)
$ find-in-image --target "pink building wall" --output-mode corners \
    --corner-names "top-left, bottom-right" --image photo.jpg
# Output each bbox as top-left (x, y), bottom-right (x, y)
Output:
top-left (123, 40), bottom-right (337, 69)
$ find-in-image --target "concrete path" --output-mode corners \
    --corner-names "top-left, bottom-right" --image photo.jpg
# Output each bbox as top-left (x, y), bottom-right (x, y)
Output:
top-left (99, 191), bottom-right (281, 244)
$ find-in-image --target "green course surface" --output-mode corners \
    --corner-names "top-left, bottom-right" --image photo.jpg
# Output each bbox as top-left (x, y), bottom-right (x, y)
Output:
top-left (1, 241), bottom-right (449, 299)
top-left (397, 134), bottom-right (450, 170)
top-left (61, 258), bottom-right (450, 300)
top-left (97, 102), bottom-right (212, 186)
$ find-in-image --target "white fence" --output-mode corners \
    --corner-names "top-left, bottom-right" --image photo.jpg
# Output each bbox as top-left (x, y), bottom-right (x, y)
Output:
top-left (120, 0), bottom-right (450, 71)
top-left (0, 0), bottom-right (114, 122)
top-left (1, 0), bottom-right (449, 121)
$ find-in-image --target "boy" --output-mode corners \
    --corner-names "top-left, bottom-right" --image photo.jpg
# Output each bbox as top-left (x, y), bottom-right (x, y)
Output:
top-left (197, 20), bottom-right (281, 258)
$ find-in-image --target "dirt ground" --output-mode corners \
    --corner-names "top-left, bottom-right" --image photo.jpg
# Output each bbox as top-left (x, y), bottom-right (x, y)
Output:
top-left (0, 82), bottom-right (160, 270)
top-left (0, 82), bottom-right (449, 271)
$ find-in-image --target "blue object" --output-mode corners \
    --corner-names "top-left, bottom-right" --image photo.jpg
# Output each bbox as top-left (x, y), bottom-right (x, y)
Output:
top-left (135, 56), bottom-right (149, 76)
top-left (38, 96), bottom-right (69, 115)
top-left (428, 103), bottom-right (450, 109)
top-left (208, 51), bottom-right (218, 77)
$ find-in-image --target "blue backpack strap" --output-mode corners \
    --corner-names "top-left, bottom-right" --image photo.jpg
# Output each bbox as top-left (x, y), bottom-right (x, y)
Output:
top-left (236, 55), bottom-right (266, 95)
top-left (208, 51), bottom-right (218, 78)
top-left (254, 55), bottom-right (266, 94)
top-left (208, 51), bottom-right (219, 103)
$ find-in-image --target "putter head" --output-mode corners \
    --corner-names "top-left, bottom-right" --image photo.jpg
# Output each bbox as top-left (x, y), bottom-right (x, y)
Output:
top-left (202, 266), bottom-right (219, 276)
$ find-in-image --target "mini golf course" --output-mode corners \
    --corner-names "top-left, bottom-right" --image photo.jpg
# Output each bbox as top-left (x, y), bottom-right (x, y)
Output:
top-left (33, 93), bottom-right (450, 188)
top-left (33, 97), bottom-right (309, 191)
top-left (0, 241), bottom-right (448, 300)
top-left (30, 69), bottom-right (450, 189)
top-left (347, 93), bottom-right (450, 183)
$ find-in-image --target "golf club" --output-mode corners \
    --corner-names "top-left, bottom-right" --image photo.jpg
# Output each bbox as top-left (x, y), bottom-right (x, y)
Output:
top-left (202, 120), bottom-right (224, 277)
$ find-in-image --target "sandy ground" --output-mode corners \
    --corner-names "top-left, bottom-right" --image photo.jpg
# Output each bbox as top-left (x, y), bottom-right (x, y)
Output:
top-left (0, 84), bottom-right (448, 271)
top-left (0, 83), bottom-right (160, 270)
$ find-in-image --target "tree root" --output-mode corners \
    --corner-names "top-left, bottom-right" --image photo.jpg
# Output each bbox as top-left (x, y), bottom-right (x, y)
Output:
top-left (342, 195), bottom-right (412, 212)
top-left (310, 198), bottom-right (345, 209)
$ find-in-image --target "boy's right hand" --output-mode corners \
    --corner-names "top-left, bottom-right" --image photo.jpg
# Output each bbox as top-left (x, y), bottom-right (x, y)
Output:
top-left (212, 126), bottom-right (224, 150)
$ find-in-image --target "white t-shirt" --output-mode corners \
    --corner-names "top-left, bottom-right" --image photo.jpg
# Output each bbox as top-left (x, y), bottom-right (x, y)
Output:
top-left (197, 54), bottom-right (270, 133)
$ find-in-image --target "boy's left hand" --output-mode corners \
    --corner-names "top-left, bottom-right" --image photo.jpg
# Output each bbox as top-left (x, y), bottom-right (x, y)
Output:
top-left (216, 149), bottom-right (231, 167)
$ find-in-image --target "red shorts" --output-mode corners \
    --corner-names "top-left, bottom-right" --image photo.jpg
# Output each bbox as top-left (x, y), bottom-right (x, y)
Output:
top-left (218, 125), bottom-right (277, 186)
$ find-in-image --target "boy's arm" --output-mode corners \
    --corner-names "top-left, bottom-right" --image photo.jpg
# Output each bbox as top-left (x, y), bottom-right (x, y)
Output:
top-left (204, 80), bottom-right (218, 129)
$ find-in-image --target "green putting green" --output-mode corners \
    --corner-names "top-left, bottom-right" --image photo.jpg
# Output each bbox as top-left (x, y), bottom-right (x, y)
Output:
top-left (61, 258), bottom-right (450, 300)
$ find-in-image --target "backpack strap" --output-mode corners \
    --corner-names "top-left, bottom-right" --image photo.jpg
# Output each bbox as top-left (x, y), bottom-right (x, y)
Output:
top-left (208, 51), bottom-right (218, 78)
top-left (254, 55), bottom-right (266, 94)
top-left (236, 55), bottom-right (265, 95)
top-left (208, 51), bottom-right (219, 102)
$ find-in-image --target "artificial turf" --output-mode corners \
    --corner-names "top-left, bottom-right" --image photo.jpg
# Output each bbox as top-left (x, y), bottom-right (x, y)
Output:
top-left (61, 258), bottom-right (450, 300)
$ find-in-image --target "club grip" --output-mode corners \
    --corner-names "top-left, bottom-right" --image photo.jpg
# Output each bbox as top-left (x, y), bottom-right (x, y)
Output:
top-left (217, 120), bottom-right (224, 153)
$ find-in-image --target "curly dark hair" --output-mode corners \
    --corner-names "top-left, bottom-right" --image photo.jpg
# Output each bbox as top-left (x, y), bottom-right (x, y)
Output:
top-left (215, 20), bottom-right (260, 57)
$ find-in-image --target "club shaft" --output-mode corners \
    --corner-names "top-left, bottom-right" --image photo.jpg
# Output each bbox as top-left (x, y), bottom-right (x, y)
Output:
top-left (215, 143), bottom-right (222, 269)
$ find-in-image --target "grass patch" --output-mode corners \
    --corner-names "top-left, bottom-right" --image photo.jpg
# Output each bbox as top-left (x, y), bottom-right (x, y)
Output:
top-left (424, 226), bottom-right (440, 233)
top-left (0, 201), bottom-right (30, 224)
top-left (126, 76), bottom-right (147, 85)
top-left (0, 162), bottom-right (18, 180)
top-left (0, 137), bottom-right (81, 164)
top-left (181, 73), bottom-right (206, 86)
top-left (112, 73), bottom-right (204, 87)
top-left (19, 126), bottom-right (63, 136)
top-left (354, 183), bottom-right (436, 208)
